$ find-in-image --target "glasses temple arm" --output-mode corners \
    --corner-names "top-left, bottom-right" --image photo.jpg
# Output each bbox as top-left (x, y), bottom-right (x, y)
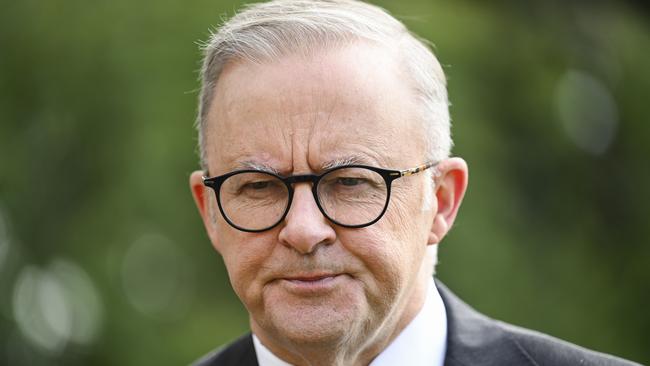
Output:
top-left (399, 161), bottom-right (439, 177)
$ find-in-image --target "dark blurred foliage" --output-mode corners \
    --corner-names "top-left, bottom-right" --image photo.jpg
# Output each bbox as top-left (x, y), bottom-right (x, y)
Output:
top-left (0, 0), bottom-right (648, 365)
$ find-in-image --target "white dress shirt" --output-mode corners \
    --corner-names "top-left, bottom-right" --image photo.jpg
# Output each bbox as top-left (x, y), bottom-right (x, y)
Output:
top-left (253, 278), bottom-right (447, 366)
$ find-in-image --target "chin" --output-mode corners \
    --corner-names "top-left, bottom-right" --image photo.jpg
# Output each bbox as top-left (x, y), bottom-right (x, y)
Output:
top-left (263, 297), bottom-right (370, 347)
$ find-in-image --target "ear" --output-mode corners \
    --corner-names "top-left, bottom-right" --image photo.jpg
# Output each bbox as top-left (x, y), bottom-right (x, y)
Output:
top-left (189, 170), bottom-right (222, 252)
top-left (428, 157), bottom-right (468, 245)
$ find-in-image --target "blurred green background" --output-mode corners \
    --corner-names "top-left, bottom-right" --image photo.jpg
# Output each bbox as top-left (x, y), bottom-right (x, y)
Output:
top-left (1, 0), bottom-right (648, 364)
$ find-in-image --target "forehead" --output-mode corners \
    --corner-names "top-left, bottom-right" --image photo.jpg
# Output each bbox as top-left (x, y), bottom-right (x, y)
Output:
top-left (205, 42), bottom-right (425, 174)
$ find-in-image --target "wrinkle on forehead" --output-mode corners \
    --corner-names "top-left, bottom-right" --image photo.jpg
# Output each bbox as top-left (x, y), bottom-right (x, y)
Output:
top-left (207, 42), bottom-right (425, 175)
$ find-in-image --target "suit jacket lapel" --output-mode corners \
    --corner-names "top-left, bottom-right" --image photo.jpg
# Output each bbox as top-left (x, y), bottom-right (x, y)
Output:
top-left (193, 333), bottom-right (258, 366)
top-left (436, 280), bottom-right (535, 366)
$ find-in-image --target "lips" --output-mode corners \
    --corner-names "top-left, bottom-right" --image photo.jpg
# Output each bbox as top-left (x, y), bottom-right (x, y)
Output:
top-left (278, 273), bottom-right (345, 294)
top-left (285, 274), bottom-right (337, 282)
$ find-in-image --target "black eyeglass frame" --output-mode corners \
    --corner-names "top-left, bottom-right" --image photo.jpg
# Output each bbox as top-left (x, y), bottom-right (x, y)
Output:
top-left (203, 161), bottom-right (438, 233)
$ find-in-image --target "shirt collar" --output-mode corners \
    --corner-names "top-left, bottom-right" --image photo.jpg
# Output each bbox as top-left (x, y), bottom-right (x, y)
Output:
top-left (252, 334), bottom-right (291, 366)
top-left (253, 277), bottom-right (447, 366)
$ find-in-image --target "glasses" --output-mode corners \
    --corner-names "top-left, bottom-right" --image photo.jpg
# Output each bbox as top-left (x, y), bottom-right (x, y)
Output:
top-left (203, 162), bottom-right (438, 232)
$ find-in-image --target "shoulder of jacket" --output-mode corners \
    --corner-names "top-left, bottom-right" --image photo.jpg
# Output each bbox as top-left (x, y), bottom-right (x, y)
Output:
top-left (495, 321), bottom-right (641, 366)
top-left (191, 333), bottom-right (257, 366)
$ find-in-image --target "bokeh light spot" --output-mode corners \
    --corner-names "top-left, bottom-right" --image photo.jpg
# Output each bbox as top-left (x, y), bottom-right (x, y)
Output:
top-left (12, 259), bottom-right (104, 354)
top-left (555, 69), bottom-right (619, 155)
top-left (51, 259), bottom-right (104, 345)
top-left (121, 233), bottom-right (195, 320)
top-left (0, 204), bottom-right (10, 272)
top-left (13, 266), bottom-right (65, 353)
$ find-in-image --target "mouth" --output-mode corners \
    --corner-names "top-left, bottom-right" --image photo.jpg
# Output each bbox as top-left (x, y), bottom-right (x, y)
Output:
top-left (278, 273), bottom-right (345, 294)
top-left (285, 273), bottom-right (337, 282)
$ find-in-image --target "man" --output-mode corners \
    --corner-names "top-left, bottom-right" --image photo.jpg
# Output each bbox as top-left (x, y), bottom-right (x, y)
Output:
top-left (188, 1), bottom-right (639, 365)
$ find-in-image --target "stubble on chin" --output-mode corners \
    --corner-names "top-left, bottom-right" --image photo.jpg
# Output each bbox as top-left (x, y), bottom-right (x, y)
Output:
top-left (255, 279), bottom-right (374, 350)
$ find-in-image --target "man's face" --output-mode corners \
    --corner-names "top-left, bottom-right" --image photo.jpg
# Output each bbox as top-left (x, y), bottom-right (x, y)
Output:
top-left (201, 43), bottom-right (437, 353)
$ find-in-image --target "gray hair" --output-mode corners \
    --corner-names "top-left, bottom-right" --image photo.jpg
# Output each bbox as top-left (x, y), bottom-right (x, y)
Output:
top-left (196, 0), bottom-right (452, 170)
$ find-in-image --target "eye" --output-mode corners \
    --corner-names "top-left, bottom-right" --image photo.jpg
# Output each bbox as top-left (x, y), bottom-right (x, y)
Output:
top-left (336, 177), bottom-right (365, 186)
top-left (245, 181), bottom-right (272, 190)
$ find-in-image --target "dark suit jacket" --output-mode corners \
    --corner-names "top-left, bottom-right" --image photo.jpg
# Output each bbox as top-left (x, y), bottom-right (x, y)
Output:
top-left (194, 281), bottom-right (640, 366)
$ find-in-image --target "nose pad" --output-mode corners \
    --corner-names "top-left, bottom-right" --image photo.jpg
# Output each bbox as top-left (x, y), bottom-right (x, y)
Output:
top-left (278, 184), bottom-right (335, 254)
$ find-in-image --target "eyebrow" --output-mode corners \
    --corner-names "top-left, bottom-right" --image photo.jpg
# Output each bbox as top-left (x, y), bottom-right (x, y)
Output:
top-left (320, 155), bottom-right (373, 170)
top-left (228, 155), bottom-right (374, 176)
top-left (236, 160), bottom-right (280, 174)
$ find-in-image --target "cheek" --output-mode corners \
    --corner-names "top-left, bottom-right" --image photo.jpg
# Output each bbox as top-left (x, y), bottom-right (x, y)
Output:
top-left (360, 189), bottom-right (430, 284)
top-left (384, 187), bottom-right (430, 247)
top-left (216, 229), bottom-right (275, 311)
top-left (342, 227), bottom-right (414, 305)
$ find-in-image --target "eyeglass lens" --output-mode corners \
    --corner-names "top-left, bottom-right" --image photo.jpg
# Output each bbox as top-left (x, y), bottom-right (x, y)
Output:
top-left (218, 167), bottom-right (388, 231)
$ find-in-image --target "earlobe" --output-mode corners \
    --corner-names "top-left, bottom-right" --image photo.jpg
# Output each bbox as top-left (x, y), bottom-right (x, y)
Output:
top-left (428, 216), bottom-right (448, 245)
top-left (428, 158), bottom-right (468, 245)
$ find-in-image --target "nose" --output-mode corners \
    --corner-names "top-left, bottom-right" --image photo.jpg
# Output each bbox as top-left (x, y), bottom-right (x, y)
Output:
top-left (278, 184), bottom-right (336, 254)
